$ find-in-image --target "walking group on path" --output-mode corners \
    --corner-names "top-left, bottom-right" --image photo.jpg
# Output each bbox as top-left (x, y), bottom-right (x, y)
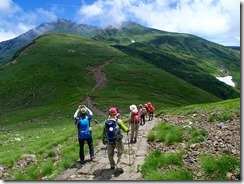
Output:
top-left (56, 102), bottom-right (156, 180)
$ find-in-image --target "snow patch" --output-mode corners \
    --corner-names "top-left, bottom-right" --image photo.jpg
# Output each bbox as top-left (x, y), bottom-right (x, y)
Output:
top-left (216, 76), bottom-right (235, 87)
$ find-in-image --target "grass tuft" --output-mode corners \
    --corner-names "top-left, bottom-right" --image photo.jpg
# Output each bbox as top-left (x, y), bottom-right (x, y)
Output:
top-left (151, 122), bottom-right (183, 145)
top-left (141, 150), bottom-right (191, 180)
top-left (200, 154), bottom-right (239, 180)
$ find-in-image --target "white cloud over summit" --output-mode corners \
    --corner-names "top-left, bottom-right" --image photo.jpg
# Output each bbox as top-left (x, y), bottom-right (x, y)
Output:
top-left (77, 0), bottom-right (240, 46)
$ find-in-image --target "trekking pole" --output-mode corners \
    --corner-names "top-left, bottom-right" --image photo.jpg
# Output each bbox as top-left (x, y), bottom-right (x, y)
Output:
top-left (105, 143), bottom-right (107, 155)
top-left (127, 132), bottom-right (131, 166)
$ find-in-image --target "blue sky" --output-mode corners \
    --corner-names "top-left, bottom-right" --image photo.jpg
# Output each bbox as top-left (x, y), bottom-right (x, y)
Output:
top-left (0, 0), bottom-right (241, 46)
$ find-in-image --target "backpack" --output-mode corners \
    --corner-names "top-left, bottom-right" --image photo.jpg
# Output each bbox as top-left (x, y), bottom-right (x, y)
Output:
top-left (104, 119), bottom-right (122, 144)
top-left (148, 103), bottom-right (155, 112)
top-left (142, 107), bottom-right (148, 115)
top-left (78, 118), bottom-right (91, 139)
top-left (131, 109), bottom-right (141, 123)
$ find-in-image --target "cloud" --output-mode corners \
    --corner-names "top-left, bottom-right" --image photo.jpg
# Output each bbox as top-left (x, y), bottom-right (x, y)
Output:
top-left (0, 0), bottom-right (12, 11)
top-left (77, 0), bottom-right (133, 27)
top-left (0, 1), bottom-right (58, 42)
top-left (76, 0), bottom-right (240, 46)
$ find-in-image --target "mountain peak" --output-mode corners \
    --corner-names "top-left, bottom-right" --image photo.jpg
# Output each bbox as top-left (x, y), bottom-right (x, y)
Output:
top-left (120, 21), bottom-right (145, 27)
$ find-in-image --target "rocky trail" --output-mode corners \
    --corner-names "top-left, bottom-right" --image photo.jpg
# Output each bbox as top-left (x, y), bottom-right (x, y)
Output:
top-left (56, 118), bottom-right (160, 180)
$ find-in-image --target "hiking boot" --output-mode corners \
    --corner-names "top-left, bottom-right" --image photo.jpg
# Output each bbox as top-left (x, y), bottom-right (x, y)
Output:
top-left (114, 168), bottom-right (124, 177)
top-left (90, 155), bottom-right (95, 160)
top-left (80, 160), bottom-right (85, 165)
top-left (110, 166), bottom-right (115, 170)
top-left (130, 139), bottom-right (134, 143)
top-left (117, 168), bottom-right (124, 173)
top-left (134, 139), bottom-right (137, 143)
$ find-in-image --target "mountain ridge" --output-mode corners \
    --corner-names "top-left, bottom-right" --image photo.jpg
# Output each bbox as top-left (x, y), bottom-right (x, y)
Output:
top-left (0, 18), bottom-right (240, 65)
top-left (0, 19), bottom-right (240, 116)
top-left (0, 33), bottom-right (224, 116)
top-left (0, 18), bottom-right (99, 65)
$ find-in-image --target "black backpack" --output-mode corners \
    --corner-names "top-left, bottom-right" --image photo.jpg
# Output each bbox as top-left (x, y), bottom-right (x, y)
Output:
top-left (104, 119), bottom-right (122, 144)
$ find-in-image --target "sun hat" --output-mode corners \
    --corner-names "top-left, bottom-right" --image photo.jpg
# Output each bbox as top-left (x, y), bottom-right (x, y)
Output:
top-left (130, 104), bottom-right (137, 111)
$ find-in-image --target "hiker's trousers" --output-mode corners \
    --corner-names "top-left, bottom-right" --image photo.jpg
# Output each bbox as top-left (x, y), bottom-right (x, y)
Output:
top-left (140, 114), bottom-right (145, 124)
top-left (149, 111), bottom-right (154, 120)
top-left (107, 140), bottom-right (124, 168)
top-left (130, 122), bottom-right (139, 141)
top-left (79, 137), bottom-right (94, 161)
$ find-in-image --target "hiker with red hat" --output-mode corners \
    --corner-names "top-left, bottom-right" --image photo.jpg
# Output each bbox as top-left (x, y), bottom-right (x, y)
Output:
top-left (102, 107), bottom-right (129, 170)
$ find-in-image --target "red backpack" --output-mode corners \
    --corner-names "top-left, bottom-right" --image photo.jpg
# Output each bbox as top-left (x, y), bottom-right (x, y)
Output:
top-left (131, 109), bottom-right (141, 123)
top-left (148, 103), bottom-right (155, 112)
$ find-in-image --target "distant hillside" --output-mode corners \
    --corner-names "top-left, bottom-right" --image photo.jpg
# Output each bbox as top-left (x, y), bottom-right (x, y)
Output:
top-left (0, 34), bottom-right (222, 119)
top-left (92, 22), bottom-right (240, 99)
top-left (0, 20), bottom-right (240, 118)
top-left (227, 46), bottom-right (240, 51)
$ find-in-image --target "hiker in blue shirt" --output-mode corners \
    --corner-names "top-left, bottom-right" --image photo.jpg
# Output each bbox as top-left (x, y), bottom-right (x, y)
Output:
top-left (74, 105), bottom-right (95, 164)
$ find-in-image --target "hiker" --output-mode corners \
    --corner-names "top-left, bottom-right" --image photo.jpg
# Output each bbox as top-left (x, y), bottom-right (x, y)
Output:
top-left (74, 105), bottom-right (95, 164)
top-left (129, 104), bottom-right (141, 143)
top-left (107, 107), bottom-right (121, 119)
top-left (147, 102), bottom-right (155, 121)
top-left (139, 104), bottom-right (146, 125)
top-left (144, 103), bottom-right (149, 120)
top-left (102, 107), bottom-right (129, 170)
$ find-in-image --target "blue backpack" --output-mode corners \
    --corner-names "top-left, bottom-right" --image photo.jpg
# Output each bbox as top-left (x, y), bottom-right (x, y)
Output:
top-left (104, 119), bottom-right (122, 144)
top-left (78, 118), bottom-right (91, 139)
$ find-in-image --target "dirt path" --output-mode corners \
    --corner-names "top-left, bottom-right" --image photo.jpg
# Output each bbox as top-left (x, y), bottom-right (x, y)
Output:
top-left (88, 59), bottom-right (112, 92)
top-left (80, 58), bottom-right (113, 116)
top-left (56, 117), bottom-right (160, 180)
top-left (82, 96), bottom-right (105, 116)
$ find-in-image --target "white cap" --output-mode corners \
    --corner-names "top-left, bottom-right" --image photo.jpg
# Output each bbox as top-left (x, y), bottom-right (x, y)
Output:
top-left (130, 104), bottom-right (137, 111)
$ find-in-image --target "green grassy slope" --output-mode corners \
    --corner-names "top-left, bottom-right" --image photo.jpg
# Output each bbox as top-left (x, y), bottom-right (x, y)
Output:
top-left (93, 22), bottom-right (240, 99)
top-left (114, 44), bottom-right (239, 100)
top-left (91, 56), bottom-right (222, 113)
top-left (0, 33), bottom-right (221, 119)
